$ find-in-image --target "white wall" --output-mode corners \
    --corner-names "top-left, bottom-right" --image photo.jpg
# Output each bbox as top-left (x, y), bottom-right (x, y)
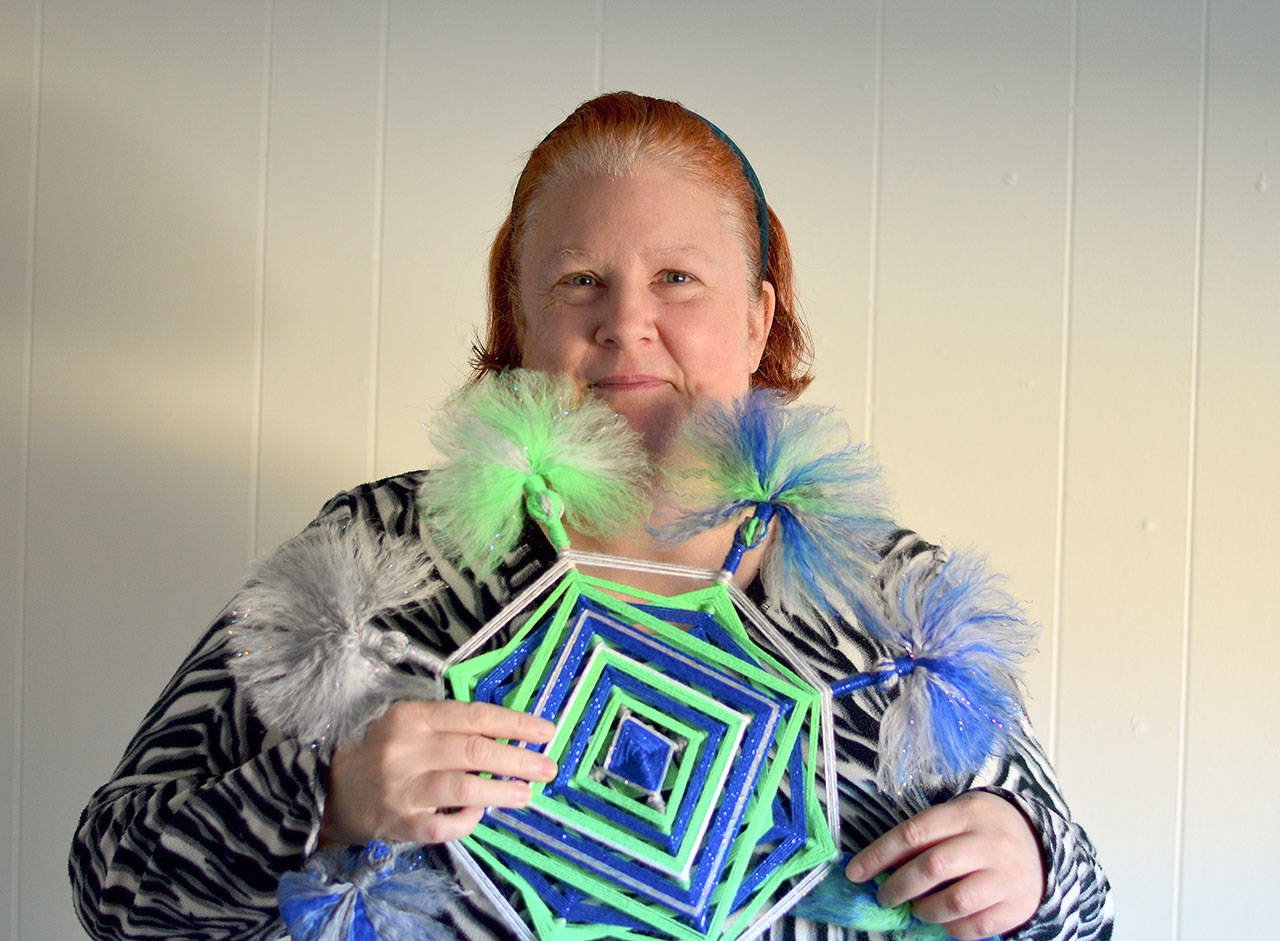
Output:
top-left (3, 1), bottom-right (1277, 938)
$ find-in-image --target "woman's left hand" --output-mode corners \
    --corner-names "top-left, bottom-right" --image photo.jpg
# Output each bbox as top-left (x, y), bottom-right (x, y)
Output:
top-left (845, 790), bottom-right (1046, 940)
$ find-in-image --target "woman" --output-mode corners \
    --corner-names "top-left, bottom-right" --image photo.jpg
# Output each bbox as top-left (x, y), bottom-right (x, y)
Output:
top-left (71, 92), bottom-right (1112, 940)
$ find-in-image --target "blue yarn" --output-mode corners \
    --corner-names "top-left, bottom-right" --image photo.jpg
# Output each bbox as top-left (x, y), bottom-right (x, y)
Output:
top-left (870, 550), bottom-right (1038, 790)
top-left (656, 391), bottom-right (895, 622)
top-left (604, 716), bottom-right (676, 793)
top-left (278, 841), bottom-right (458, 941)
top-left (351, 896), bottom-right (376, 941)
top-left (830, 657), bottom-right (918, 698)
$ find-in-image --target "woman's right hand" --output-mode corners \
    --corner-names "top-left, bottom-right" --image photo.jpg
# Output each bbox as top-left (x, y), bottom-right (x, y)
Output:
top-left (319, 700), bottom-right (558, 846)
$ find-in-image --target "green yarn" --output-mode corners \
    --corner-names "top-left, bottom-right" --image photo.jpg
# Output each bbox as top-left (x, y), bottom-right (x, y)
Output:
top-left (419, 371), bottom-right (650, 575)
top-left (522, 474), bottom-right (569, 549)
top-left (793, 870), bottom-right (954, 939)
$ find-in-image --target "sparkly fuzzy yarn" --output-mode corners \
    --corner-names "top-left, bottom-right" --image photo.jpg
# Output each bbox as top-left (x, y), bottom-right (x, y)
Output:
top-left (656, 390), bottom-right (895, 623)
top-left (226, 519), bottom-right (441, 747)
top-left (872, 550), bottom-right (1038, 795)
top-left (793, 867), bottom-right (952, 939)
top-left (419, 370), bottom-right (650, 575)
top-left (279, 840), bottom-right (459, 941)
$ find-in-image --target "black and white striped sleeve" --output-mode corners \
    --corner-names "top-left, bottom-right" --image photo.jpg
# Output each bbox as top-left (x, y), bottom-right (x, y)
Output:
top-left (68, 473), bottom-right (431, 940)
top-left (69, 616), bottom-right (327, 940)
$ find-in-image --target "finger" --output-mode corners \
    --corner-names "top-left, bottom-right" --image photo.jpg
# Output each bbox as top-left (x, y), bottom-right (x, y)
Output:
top-left (938, 900), bottom-right (1028, 941)
top-left (846, 804), bottom-right (965, 882)
top-left (413, 770), bottom-right (535, 811)
top-left (907, 866), bottom-right (1005, 925)
top-left (414, 700), bottom-right (557, 743)
top-left (874, 832), bottom-right (987, 908)
top-left (401, 805), bottom-right (487, 844)
top-left (427, 731), bottom-right (558, 781)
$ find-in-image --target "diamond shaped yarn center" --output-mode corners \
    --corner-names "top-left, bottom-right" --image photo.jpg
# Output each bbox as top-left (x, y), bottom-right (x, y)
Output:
top-left (603, 715), bottom-right (676, 795)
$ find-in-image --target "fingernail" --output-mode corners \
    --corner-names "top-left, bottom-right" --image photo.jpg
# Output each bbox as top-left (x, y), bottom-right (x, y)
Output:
top-left (513, 783), bottom-right (532, 805)
top-left (845, 857), bottom-right (866, 882)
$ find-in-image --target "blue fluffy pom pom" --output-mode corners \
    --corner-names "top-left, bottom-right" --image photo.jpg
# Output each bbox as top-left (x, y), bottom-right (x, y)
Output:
top-left (279, 840), bottom-right (459, 941)
top-left (872, 550), bottom-right (1038, 793)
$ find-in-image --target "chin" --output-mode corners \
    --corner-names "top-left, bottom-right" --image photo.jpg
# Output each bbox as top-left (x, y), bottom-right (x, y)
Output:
top-left (616, 401), bottom-right (687, 458)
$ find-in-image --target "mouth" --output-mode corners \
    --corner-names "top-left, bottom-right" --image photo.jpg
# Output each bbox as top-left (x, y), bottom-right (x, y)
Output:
top-left (589, 375), bottom-right (668, 392)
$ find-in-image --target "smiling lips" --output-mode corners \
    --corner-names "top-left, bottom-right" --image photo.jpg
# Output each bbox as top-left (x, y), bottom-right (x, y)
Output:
top-left (590, 375), bottom-right (668, 391)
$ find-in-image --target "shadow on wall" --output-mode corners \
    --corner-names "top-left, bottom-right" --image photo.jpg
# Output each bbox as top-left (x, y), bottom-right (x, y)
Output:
top-left (16, 87), bottom-right (333, 941)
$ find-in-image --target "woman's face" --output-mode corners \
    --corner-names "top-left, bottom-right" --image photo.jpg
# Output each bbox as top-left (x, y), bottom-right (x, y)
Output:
top-left (516, 167), bottom-right (775, 454)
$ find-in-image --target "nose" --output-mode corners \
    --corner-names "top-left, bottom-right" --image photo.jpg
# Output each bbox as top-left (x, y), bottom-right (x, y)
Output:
top-left (594, 282), bottom-right (657, 348)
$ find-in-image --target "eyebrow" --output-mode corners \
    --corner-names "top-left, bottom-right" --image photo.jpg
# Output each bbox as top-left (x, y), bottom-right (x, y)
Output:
top-left (552, 245), bottom-right (718, 263)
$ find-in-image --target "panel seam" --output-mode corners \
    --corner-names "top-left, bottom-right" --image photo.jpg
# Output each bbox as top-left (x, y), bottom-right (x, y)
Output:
top-left (1049, 0), bottom-right (1080, 766)
top-left (368, 0), bottom-right (390, 480)
top-left (250, 0), bottom-right (274, 556)
top-left (1173, 2), bottom-right (1210, 937)
top-left (14, 5), bottom-right (45, 937)
top-left (864, 0), bottom-right (885, 446)
top-left (594, 0), bottom-right (605, 94)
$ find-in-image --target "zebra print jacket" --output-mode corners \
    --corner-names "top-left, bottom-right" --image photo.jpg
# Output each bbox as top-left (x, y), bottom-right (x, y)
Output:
top-left (70, 471), bottom-right (1113, 940)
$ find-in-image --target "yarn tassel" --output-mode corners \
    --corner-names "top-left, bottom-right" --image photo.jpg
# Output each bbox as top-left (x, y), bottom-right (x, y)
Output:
top-left (226, 518), bottom-right (441, 747)
top-left (419, 369), bottom-right (650, 575)
top-left (279, 840), bottom-right (460, 941)
top-left (792, 863), bottom-right (952, 939)
top-left (656, 390), bottom-right (895, 622)
top-left (869, 550), bottom-right (1038, 794)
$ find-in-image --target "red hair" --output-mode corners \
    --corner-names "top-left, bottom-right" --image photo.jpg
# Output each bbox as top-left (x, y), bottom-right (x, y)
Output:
top-left (471, 91), bottom-right (813, 399)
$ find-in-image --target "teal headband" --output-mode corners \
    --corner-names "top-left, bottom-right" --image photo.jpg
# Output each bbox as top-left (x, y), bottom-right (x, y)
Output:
top-left (689, 112), bottom-right (770, 276)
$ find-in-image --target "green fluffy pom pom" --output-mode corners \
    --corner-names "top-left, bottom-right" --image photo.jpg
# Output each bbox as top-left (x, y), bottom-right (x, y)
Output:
top-left (419, 370), bottom-right (651, 575)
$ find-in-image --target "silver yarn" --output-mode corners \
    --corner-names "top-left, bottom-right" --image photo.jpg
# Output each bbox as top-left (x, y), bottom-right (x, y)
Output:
top-left (226, 518), bottom-right (442, 747)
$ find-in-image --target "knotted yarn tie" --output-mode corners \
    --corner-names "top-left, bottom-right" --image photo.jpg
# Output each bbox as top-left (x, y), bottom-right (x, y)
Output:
top-left (830, 656), bottom-right (932, 699)
top-left (719, 502), bottom-right (776, 578)
top-left (357, 623), bottom-right (411, 665)
top-left (523, 474), bottom-right (569, 551)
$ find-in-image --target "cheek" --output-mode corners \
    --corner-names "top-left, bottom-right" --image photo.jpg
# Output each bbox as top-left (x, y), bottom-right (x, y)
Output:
top-left (516, 310), bottom-right (582, 371)
top-left (676, 318), bottom-right (758, 398)
top-left (517, 325), bottom-right (555, 370)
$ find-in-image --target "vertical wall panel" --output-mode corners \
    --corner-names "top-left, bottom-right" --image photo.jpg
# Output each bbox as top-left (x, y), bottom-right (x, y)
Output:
top-left (21, 3), bottom-right (266, 937)
top-left (375, 0), bottom-right (598, 477)
top-left (1, 4), bottom-right (39, 936)
top-left (1057, 6), bottom-right (1203, 936)
top-left (873, 2), bottom-right (1071, 729)
top-left (1182, 1), bottom-right (1280, 935)
top-left (604, 0), bottom-right (880, 432)
top-left (256, 1), bottom-right (386, 548)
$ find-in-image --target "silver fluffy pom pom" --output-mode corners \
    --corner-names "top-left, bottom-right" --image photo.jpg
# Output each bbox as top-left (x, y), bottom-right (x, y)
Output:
top-left (226, 518), bottom-right (443, 747)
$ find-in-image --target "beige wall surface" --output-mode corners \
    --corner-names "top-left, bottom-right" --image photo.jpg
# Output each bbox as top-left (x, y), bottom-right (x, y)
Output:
top-left (4, 2), bottom-right (1277, 939)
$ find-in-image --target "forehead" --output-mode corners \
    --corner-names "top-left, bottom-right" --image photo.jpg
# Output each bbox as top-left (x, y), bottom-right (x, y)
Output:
top-left (520, 168), bottom-right (750, 268)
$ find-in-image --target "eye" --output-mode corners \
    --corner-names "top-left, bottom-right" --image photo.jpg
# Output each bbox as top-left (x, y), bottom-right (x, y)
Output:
top-left (658, 270), bottom-right (694, 284)
top-left (562, 273), bottom-right (599, 288)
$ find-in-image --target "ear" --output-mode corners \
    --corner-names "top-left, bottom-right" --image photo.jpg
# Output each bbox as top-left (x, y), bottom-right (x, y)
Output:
top-left (748, 280), bottom-right (777, 371)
